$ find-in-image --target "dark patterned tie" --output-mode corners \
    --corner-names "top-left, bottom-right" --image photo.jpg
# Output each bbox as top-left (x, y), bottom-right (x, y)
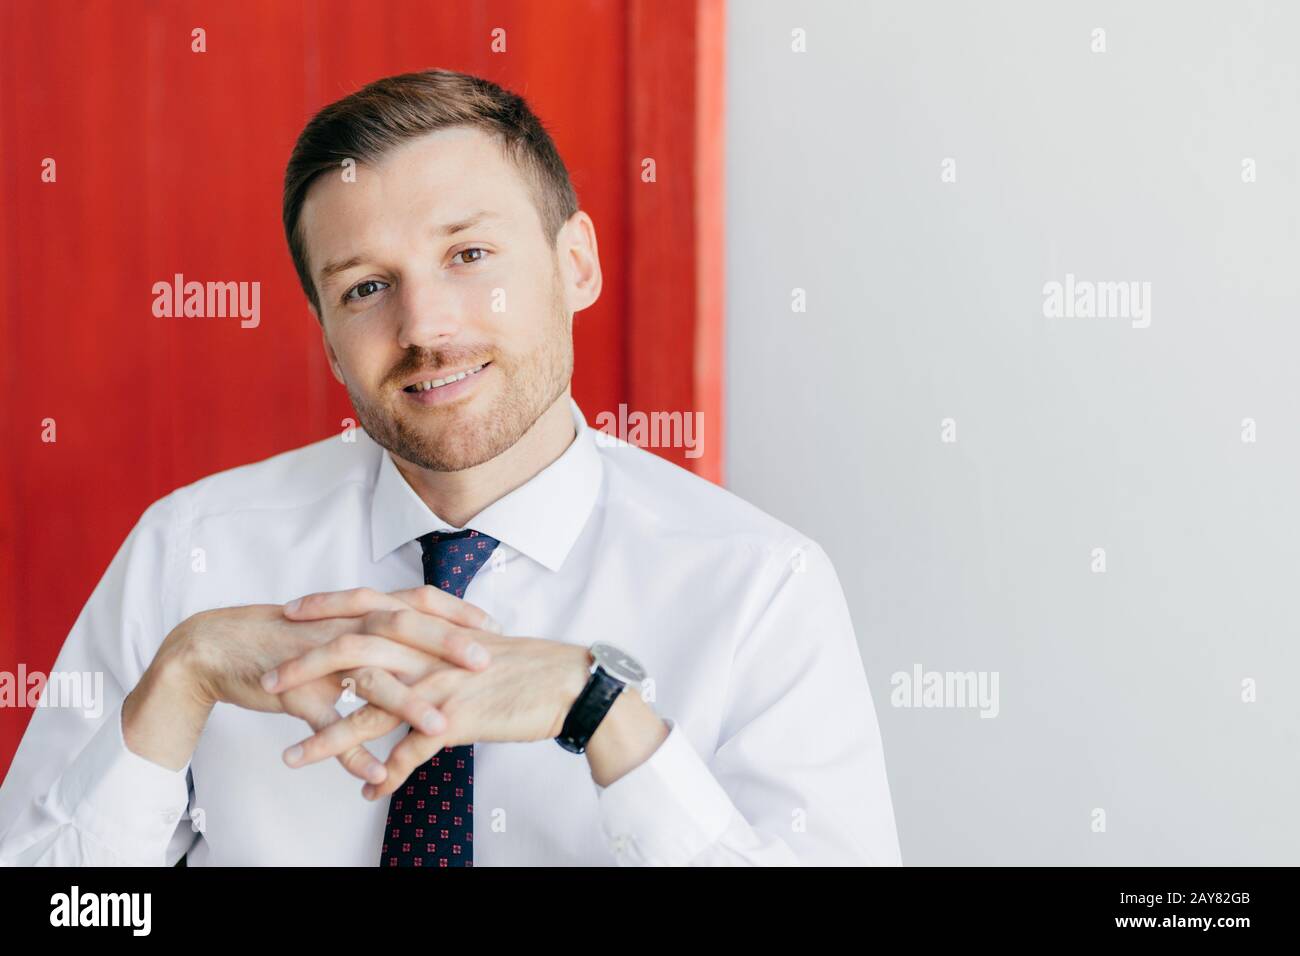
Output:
top-left (380, 528), bottom-right (500, 867)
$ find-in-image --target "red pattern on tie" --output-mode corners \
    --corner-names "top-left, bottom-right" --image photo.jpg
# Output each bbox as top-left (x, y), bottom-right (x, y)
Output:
top-left (380, 529), bottom-right (498, 867)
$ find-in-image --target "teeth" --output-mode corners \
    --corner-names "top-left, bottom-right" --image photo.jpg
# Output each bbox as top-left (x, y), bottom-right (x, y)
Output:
top-left (409, 364), bottom-right (485, 391)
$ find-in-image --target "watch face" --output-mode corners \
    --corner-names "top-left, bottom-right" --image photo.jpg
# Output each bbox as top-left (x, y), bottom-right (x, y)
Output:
top-left (590, 642), bottom-right (647, 685)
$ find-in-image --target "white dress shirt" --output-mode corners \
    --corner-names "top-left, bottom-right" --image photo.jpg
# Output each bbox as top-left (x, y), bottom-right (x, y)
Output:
top-left (0, 398), bottom-right (901, 866)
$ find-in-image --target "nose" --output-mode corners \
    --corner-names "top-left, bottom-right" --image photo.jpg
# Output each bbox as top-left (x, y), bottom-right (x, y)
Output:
top-left (393, 274), bottom-right (466, 350)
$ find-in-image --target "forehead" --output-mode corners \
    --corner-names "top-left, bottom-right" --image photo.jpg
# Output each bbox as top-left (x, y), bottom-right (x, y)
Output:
top-left (299, 125), bottom-right (540, 271)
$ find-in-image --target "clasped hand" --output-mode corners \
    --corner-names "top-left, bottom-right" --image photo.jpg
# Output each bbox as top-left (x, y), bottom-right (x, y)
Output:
top-left (260, 585), bottom-right (588, 801)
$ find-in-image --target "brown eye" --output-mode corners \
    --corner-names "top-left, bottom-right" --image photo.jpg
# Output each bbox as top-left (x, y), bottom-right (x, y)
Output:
top-left (345, 280), bottom-right (388, 302)
top-left (455, 248), bottom-right (488, 265)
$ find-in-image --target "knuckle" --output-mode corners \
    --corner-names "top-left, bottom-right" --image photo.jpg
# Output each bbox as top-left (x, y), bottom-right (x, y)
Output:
top-left (391, 607), bottom-right (420, 631)
top-left (420, 618), bottom-right (450, 645)
top-left (421, 669), bottom-right (452, 696)
top-left (341, 746), bottom-right (370, 774)
top-left (278, 688), bottom-right (308, 719)
top-left (335, 632), bottom-right (366, 656)
top-left (351, 705), bottom-right (388, 734)
top-left (353, 667), bottom-right (380, 696)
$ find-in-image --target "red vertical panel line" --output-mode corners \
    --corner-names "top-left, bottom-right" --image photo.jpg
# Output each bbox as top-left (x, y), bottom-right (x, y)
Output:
top-left (694, 0), bottom-right (726, 485)
top-left (0, 0), bottom-right (21, 767)
top-left (626, 0), bottom-right (725, 481)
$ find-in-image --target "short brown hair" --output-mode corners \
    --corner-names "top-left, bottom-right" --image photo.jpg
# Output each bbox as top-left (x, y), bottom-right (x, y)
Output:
top-left (282, 68), bottom-right (580, 315)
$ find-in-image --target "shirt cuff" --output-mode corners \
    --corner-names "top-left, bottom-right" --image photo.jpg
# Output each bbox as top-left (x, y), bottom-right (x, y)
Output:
top-left (593, 718), bottom-right (737, 865)
top-left (49, 700), bottom-right (192, 865)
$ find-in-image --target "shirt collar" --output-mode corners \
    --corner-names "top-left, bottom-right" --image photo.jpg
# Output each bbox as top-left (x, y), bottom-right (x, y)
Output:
top-left (369, 396), bottom-right (602, 572)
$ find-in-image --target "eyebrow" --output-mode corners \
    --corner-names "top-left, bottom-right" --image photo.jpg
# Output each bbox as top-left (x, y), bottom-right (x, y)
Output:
top-left (316, 210), bottom-right (505, 285)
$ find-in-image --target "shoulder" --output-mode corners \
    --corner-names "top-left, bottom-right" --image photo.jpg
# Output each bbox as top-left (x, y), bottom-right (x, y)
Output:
top-left (590, 433), bottom-right (853, 648)
top-left (148, 430), bottom-right (381, 528)
top-left (591, 433), bottom-right (820, 567)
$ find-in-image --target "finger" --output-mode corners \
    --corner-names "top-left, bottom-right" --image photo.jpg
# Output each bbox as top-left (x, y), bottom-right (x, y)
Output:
top-left (286, 672), bottom-right (445, 770)
top-left (286, 703), bottom-right (406, 782)
top-left (279, 679), bottom-right (390, 784)
top-left (263, 632), bottom-right (431, 692)
top-left (350, 667), bottom-right (447, 735)
top-left (281, 586), bottom-right (406, 621)
top-left (364, 729), bottom-right (447, 801)
top-left (387, 584), bottom-right (503, 633)
top-left (358, 669), bottom-right (450, 799)
top-left (280, 683), bottom-right (343, 733)
top-left (356, 608), bottom-right (491, 671)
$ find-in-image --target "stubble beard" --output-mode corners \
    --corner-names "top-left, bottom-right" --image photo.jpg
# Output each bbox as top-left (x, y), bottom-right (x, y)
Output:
top-left (345, 271), bottom-right (573, 473)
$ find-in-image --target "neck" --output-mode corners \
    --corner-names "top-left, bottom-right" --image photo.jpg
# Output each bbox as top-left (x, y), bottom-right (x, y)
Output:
top-left (389, 391), bottom-right (577, 529)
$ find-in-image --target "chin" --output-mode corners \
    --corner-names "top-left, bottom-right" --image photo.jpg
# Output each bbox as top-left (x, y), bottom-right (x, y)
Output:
top-left (348, 355), bottom-right (565, 473)
top-left (368, 400), bottom-right (513, 473)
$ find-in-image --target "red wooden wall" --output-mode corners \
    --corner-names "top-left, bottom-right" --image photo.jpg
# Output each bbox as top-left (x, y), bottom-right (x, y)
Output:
top-left (0, 0), bottom-right (724, 778)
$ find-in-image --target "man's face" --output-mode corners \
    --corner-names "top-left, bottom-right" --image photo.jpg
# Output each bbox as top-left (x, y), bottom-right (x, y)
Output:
top-left (298, 126), bottom-right (578, 472)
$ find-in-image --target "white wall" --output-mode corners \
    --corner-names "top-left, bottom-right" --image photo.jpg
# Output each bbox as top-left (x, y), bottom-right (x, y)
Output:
top-left (726, 0), bottom-right (1300, 864)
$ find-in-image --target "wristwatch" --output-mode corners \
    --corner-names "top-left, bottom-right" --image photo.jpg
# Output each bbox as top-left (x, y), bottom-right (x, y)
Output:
top-left (555, 642), bottom-right (647, 754)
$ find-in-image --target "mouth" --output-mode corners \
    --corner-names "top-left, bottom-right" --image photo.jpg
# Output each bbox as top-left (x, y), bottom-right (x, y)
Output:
top-left (401, 362), bottom-right (491, 393)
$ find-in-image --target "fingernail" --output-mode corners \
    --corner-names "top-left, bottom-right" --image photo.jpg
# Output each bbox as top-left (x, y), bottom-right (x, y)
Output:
top-left (283, 744), bottom-right (303, 766)
top-left (284, 597), bottom-right (302, 614)
top-left (420, 709), bottom-right (445, 733)
top-left (261, 670), bottom-right (278, 691)
top-left (468, 643), bottom-right (490, 667)
top-left (365, 761), bottom-right (387, 783)
top-left (362, 784), bottom-right (375, 799)
top-left (483, 615), bottom-right (504, 634)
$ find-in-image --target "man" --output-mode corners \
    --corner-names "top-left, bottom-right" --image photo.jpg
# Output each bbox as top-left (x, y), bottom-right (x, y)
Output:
top-left (0, 69), bottom-right (900, 866)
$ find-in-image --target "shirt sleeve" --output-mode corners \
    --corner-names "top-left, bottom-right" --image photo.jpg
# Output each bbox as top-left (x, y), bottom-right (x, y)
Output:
top-left (0, 494), bottom-right (198, 866)
top-left (592, 538), bottom-right (902, 866)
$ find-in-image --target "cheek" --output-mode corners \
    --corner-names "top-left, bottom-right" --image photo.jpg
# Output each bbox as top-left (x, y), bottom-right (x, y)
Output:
top-left (489, 282), bottom-right (559, 345)
top-left (329, 323), bottom-right (393, 386)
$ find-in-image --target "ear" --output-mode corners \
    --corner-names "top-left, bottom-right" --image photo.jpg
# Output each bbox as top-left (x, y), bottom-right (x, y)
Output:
top-left (558, 210), bottom-right (602, 314)
top-left (319, 321), bottom-right (346, 386)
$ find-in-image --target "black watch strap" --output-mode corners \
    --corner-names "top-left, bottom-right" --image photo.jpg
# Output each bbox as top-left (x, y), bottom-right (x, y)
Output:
top-left (555, 666), bottom-right (625, 754)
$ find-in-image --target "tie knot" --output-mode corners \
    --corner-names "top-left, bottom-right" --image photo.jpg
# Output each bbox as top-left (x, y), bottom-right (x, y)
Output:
top-left (418, 527), bottom-right (496, 553)
top-left (416, 529), bottom-right (501, 596)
